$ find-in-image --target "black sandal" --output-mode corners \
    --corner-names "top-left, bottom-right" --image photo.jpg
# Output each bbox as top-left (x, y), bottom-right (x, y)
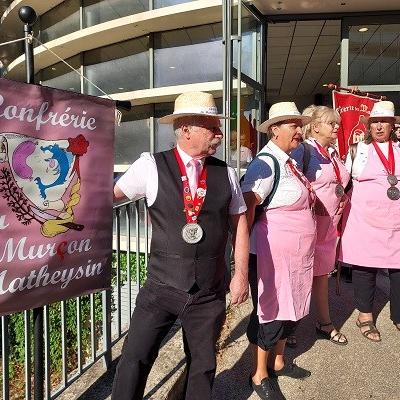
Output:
top-left (316, 321), bottom-right (348, 345)
top-left (356, 319), bottom-right (381, 342)
top-left (394, 322), bottom-right (400, 331)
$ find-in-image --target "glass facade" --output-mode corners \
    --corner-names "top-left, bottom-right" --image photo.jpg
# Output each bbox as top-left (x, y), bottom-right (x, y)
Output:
top-left (82, 0), bottom-right (149, 28)
top-left (41, 56), bottom-right (81, 92)
top-left (83, 36), bottom-right (150, 96)
top-left (154, 103), bottom-right (176, 153)
top-left (40, 0), bottom-right (80, 43)
top-left (154, 23), bottom-right (223, 87)
top-left (233, 6), bottom-right (262, 82)
top-left (115, 105), bottom-right (151, 165)
top-left (153, 0), bottom-right (193, 8)
top-left (349, 23), bottom-right (400, 86)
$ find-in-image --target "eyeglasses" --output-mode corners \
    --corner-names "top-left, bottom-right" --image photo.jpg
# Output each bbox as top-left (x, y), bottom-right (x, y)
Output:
top-left (321, 121), bottom-right (338, 128)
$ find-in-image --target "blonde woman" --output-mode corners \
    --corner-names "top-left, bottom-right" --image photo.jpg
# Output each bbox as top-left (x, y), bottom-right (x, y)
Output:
top-left (291, 105), bottom-right (350, 345)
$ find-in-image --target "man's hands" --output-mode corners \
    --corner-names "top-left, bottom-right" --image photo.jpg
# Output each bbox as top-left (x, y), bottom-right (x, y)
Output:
top-left (230, 271), bottom-right (249, 306)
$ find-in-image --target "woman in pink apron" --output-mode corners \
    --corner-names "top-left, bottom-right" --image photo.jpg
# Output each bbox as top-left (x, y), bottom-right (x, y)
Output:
top-left (290, 105), bottom-right (350, 346)
top-left (340, 100), bottom-right (400, 342)
top-left (242, 102), bottom-right (316, 400)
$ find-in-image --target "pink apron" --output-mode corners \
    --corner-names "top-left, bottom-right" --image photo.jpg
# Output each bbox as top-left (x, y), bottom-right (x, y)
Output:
top-left (340, 143), bottom-right (400, 269)
top-left (306, 142), bottom-right (350, 276)
top-left (255, 175), bottom-right (316, 323)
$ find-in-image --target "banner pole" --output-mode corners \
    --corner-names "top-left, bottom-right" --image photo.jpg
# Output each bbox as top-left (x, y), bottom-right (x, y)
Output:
top-left (18, 7), bottom-right (43, 400)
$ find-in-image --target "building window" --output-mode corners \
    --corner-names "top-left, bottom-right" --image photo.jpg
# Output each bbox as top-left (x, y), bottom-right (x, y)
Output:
top-left (153, 0), bottom-right (193, 8)
top-left (154, 23), bottom-right (223, 87)
top-left (82, 0), bottom-right (149, 28)
top-left (115, 105), bottom-right (151, 165)
top-left (233, 7), bottom-right (261, 82)
top-left (41, 55), bottom-right (81, 92)
top-left (40, 0), bottom-right (80, 43)
top-left (349, 23), bottom-right (400, 86)
top-left (154, 103), bottom-right (175, 152)
top-left (83, 36), bottom-right (150, 96)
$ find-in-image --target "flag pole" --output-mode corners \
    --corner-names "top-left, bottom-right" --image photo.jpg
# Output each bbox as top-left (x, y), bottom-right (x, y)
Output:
top-left (18, 6), bottom-right (44, 400)
top-left (324, 83), bottom-right (386, 100)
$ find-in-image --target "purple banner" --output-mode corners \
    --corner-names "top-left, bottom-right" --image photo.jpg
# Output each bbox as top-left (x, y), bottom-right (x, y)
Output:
top-left (0, 78), bottom-right (115, 315)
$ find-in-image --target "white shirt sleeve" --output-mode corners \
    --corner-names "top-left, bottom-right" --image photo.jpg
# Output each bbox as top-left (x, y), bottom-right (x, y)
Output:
top-left (240, 156), bottom-right (275, 203)
top-left (227, 166), bottom-right (247, 214)
top-left (344, 149), bottom-right (353, 174)
top-left (114, 153), bottom-right (158, 205)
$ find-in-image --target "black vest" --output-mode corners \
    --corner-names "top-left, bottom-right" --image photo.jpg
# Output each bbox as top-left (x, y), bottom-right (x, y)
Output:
top-left (148, 149), bottom-right (232, 291)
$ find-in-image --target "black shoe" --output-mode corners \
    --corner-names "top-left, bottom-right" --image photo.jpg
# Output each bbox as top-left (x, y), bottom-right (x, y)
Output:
top-left (249, 376), bottom-right (286, 400)
top-left (268, 363), bottom-right (311, 380)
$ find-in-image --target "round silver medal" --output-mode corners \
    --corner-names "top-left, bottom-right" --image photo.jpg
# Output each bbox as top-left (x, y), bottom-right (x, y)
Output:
top-left (196, 188), bottom-right (206, 198)
top-left (387, 186), bottom-right (400, 200)
top-left (387, 174), bottom-right (398, 186)
top-left (182, 223), bottom-right (203, 244)
top-left (335, 184), bottom-right (345, 198)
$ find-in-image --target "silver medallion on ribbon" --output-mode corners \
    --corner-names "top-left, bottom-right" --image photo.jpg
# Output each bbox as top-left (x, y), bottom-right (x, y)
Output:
top-left (387, 174), bottom-right (398, 186)
top-left (335, 184), bottom-right (345, 198)
top-left (387, 186), bottom-right (400, 200)
top-left (182, 223), bottom-right (203, 244)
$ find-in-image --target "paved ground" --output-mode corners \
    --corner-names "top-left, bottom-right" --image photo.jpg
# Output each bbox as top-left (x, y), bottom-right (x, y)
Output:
top-left (59, 271), bottom-right (400, 400)
top-left (212, 271), bottom-right (400, 400)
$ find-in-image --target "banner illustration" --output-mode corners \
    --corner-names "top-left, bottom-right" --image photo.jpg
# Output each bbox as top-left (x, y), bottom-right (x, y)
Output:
top-left (0, 78), bottom-right (115, 315)
top-left (332, 90), bottom-right (379, 158)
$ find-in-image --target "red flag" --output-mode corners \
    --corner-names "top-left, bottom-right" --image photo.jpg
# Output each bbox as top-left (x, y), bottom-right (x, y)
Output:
top-left (332, 90), bottom-right (379, 158)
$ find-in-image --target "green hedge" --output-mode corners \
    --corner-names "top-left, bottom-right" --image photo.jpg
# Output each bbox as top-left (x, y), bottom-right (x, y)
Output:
top-left (3, 251), bottom-right (147, 396)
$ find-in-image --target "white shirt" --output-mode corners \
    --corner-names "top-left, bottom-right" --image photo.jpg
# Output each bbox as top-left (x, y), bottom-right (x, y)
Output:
top-left (241, 141), bottom-right (302, 209)
top-left (116, 145), bottom-right (246, 215)
top-left (345, 141), bottom-right (390, 179)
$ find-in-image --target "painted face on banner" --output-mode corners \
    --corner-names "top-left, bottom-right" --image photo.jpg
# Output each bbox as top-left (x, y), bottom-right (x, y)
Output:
top-left (1, 134), bottom-right (75, 211)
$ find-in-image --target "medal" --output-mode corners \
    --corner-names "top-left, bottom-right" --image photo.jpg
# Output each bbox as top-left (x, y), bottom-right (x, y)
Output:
top-left (387, 186), bottom-right (400, 200)
top-left (196, 188), bottom-right (206, 197)
top-left (173, 148), bottom-right (207, 244)
top-left (182, 223), bottom-right (203, 243)
top-left (335, 184), bottom-right (345, 198)
top-left (372, 141), bottom-right (399, 200)
top-left (387, 174), bottom-right (398, 186)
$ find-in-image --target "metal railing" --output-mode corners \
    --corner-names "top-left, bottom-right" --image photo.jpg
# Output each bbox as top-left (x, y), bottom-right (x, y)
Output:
top-left (0, 199), bottom-right (149, 400)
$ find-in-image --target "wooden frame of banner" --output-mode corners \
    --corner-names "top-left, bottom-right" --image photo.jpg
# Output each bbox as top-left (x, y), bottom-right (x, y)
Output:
top-left (324, 83), bottom-right (387, 101)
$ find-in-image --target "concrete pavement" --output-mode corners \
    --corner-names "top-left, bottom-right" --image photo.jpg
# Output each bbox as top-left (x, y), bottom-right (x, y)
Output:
top-left (58, 271), bottom-right (400, 399)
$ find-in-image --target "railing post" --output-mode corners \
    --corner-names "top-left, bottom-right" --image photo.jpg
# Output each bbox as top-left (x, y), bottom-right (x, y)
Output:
top-left (102, 289), bottom-right (112, 369)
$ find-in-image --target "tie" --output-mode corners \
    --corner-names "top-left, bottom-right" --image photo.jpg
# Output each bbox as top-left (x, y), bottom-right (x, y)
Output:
top-left (187, 159), bottom-right (200, 198)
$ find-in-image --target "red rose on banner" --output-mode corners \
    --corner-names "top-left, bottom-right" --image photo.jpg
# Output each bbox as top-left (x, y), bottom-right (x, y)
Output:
top-left (67, 134), bottom-right (89, 156)
top-left (332, 90), bottom-right (379, 158)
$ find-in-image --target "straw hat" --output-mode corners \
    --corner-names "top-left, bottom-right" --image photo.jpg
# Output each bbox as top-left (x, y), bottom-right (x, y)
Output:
top-left (159, 91), bottom-right (228, 124)
top-left (258, 102), bottom-right (311, 133)
top-left (360, 101), bottom-right (400, 124)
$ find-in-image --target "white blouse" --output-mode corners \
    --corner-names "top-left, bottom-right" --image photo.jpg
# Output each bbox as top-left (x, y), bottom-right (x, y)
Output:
top-left (241, 140), bottom-right (302, 209)
top-left (116, 145), bottom-right (247, 215)
top-left (345, 141), bottom-right (391, 179)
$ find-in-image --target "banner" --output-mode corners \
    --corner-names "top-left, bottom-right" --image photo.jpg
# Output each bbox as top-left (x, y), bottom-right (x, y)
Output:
top-left (0, 78), bottom-right (115, 315)
top-left (332, 90), bottom-right (379, 158)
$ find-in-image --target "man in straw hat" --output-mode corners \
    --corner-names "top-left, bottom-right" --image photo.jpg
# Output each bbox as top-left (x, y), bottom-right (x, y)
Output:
top-left (242, 102), bottom-right (315, 400)
top-left (112, 91), bottom-right (249, 399)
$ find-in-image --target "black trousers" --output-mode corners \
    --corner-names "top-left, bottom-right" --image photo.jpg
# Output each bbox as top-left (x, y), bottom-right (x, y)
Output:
top-left (353, 266), bottom-right (400, 324)
top-left (247, 254), bottom-right (297, 350)
top-left (111, 279), bottom-right (226, 400)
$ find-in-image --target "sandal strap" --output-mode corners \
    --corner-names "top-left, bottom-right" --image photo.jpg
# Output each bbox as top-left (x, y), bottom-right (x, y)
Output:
top-left (357, 320), bottom-right (375, 329)
top-left (317, 321), bottom-right (333, 328)
top-left (331, 332), bottom-right (347, 342)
